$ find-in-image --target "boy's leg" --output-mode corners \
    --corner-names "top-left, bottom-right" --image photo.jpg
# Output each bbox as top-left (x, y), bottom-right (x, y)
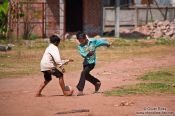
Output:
top-left (76, 70), bottom-right (86, 94)
top-left (86, 73), bottom-right (100, 85)
top-left (84, 64), bottom-right (100, 85)
top-left (59, 77), bottom-right (73, 96)
top-left (86, 74), bottom-right (101, 92)
top-left (36, 71), bottom-right (51, 97)
top-left (36, 80), bottom-right (50, 97)
top-left (58, 77), bottom-right (65, 93)
top-left (77, 64), bottom-right (97, 92)
top-left (52, 68), bottom-right (73, 96)
top-left (84, 64), bottom-right (101, 92)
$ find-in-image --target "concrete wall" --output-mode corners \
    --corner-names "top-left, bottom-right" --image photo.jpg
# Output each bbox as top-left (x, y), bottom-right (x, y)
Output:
top-left (103, 7), bottom-right (175, 31)
top-left (172, 0), bottom-right (175, 6)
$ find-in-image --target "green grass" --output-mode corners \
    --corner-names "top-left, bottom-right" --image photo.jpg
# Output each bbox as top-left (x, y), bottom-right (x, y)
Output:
top-left (0, 38), bottom-right (175, 78)
top-left (156, 38), bottom-right (175, 45)
top-left (104, 67), bottom-right (175, 96)
top-left (104, 83), bottom-right (175, 96)
top-left (0, 40), bottom-right (83, 78)
top-left (138, 69), bottom-right (175, 84)
top-left (111, 38), bottom-right (175, 47)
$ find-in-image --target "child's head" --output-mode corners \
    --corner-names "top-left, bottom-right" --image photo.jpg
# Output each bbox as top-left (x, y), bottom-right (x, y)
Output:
top-left (50, 35), bottom-right (60, 46)
top-left (76, 31), bottom-right (88, 45)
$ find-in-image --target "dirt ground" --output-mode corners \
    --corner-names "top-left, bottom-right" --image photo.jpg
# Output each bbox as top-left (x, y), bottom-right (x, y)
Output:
top-left (0, 54), bottom-right (175, 116)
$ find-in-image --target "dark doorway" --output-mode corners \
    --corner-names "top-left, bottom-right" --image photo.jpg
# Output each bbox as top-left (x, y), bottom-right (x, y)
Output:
top-left (65, 0), bottom-right (83, 32)
top-left (0, 0), bottom-right (3, 4)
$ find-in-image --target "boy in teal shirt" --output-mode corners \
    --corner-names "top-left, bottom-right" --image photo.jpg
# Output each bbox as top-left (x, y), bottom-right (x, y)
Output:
top-left (76, 32), bottom-right (110, 96)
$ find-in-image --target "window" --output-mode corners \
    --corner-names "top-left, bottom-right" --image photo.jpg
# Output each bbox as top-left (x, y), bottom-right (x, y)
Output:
top-left (103, 0), bottom-right (115, 6)
top-left (120, 0), bottom-right (134, 7)
top-left (103, 0), bottom-right (134, 7)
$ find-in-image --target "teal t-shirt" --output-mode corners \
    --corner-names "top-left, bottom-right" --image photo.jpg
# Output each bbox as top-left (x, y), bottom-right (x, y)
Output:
top-left (78, 38), bottom-right (109, 65)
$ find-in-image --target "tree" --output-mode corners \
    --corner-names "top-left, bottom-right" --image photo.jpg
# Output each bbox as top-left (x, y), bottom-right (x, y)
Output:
top-left (20, 0), bottom-right (42, 40)
top-left (0, 0), bottom-right (8, 39)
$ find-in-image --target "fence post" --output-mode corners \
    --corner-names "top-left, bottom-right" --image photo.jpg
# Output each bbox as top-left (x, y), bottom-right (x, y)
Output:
top-left (135, 7), bottom-right (138, 27)
top-left (17, 2), bottom-right (19, 40)
top-left (115, 0), bottom-right (120, 38)
top-left (42, 2), bottom-right (46, 38)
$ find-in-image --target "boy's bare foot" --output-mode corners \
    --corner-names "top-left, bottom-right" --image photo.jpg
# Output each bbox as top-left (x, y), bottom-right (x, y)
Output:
top-left (35, 94), bottom-right (44, 97)
top-left (95, 82), bottom-right (101, 93)
top-left (64, 90), bottom-right (74, 96)
top-left (77, 91), bottom-right (84, 96)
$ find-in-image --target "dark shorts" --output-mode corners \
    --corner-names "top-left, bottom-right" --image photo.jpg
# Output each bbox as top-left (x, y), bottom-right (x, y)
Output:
top-left (42, 68), bottom-right (63, 81)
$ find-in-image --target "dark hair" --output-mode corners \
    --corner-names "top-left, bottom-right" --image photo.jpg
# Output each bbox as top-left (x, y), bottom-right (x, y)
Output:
top-left (49, 35), bottom-right (60, 44)
top-left (76, 31), bottom-right (86, 40)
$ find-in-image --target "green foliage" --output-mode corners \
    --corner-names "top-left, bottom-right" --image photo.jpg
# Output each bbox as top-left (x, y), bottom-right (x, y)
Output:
top-left (20, 1), bottom-right (43, 40)
top-left (0, 0), bottom-right (9, 39)
top-left (29, 34), bottom-right (40, 40)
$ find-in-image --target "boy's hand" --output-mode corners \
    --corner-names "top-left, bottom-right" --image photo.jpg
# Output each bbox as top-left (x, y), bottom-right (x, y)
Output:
top-left (106, 44), bottom-right (110, 47)
top-left (87, 51), bottom-right (94, 56)
top-left (108, 39), bottom-right (114, 47)
top-left (59, 66), bottom-right (65, 73)
top-left (68, 59), bottom-right (74, 62)
top-left (61, 68), bottom-right (65, 73)
top-left (105, 40), bottom-right (113, 47)
top-left (63, 59), bottom-right (74, 65)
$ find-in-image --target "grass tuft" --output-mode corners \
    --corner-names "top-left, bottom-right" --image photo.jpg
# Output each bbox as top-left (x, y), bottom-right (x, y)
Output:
top-left (104, 83), bottom-right (175, 96)
top-left (105, 67), bottom-right (175, 96)
top-left (138, 69), bottom-right (175, 84)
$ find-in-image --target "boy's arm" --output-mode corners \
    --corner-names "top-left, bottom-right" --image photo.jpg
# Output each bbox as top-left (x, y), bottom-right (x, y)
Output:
top-left (95, 39), bottom-right (110, 48)
top-left (78, 46), bottom-right (95, 58)
top-left (49, 48), bottom-right (63, 65)
top-left (50, 52), bottom-right (73, 73)
top-left (49, 47), bottom-right (74, 64)
top-left (59, 59), bottom-right (74, 66)
top-left (78, 46), bottom-right (89, 58)
top-left (49, 48), bottom-right (71, 66)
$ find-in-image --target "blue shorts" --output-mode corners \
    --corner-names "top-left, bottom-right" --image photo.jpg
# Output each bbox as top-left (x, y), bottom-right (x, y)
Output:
top-left (42, 68), bottom-right (63, 81)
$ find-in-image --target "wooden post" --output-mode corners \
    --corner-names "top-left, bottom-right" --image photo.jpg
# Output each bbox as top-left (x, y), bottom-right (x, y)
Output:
top-left (148, 0), bottom-right (153, 22)
top-left (42, 2), bottom-right (46, 38)
top-left (17, 2), bottom-right (19, 40)
top-left (153, 0), bottom-right (166, 20)
top-left (7, 1), bottom-right (12, 41)
top-left (59, 0), bottom-right (64, 38)
top-left (115, 0), bottom-right (120, 38)
top-left (102, 7), bottom-right (105, 35)
top-left (135, 7), bottom-right (138, 27)
top-left (146, 2), bottom-right (149, 24)
top-left (100, 2), bottom-right (104, 36)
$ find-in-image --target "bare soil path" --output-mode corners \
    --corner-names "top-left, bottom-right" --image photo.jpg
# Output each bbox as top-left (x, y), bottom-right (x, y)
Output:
top-left (0, 54), bottom-right (175, 116)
